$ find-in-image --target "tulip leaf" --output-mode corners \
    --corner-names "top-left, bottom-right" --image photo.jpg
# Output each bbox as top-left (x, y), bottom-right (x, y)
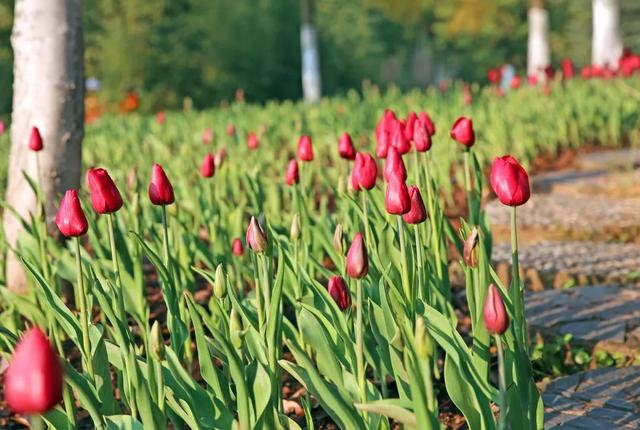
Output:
top-left (105, 415), bottom-right (145, 430)
top-left (354, 400), bottom-right (417, 428)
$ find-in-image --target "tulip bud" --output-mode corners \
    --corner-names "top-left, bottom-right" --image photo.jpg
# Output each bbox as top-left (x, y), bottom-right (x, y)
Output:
top-left (230, 309), bottom-right (244, 349)
top-left (483, 284), bottom-right (509, 335)
top-left (391, 121), bottom-right (411, 154)
top-left (413, 118), bottom-right (432, 152)
top-left (213, 264), bottom-right (226, 299)
top-left (226, 123), bottom-right (236, 137)
top-left (385, 173), bottom-right (411, 215)
top-left (351, 152), bottom-right (377, 191)
top-left (5, 327), bottom-right (63, 414)
top-left (247, 132), bottom-right (259, 150)
top-left (418, 112), bottom-right (436, 136)
top-left (202, 127), bottom-right (213, 144)
top-left (148, 163), bottom-right (175, 206)
top-left (215, 147), bottom-right (226, 168)
top-left (200, 153), bottom-right (215, 178)
top-left (290, 213), bottom-right (301, 242)
top-left (463, 227), bottom-right (479, 268)
top-left (450, 116), bottom-right (475, 148)
top-left (231, 237), bottom-right (244, 256)
top-left (29, 126), bottom-right (43, 152)
top-left (375, 129), bottom-right (390, 158)
top-left (86, 168), bottom-right (124, 214)
top-left (327, 276), bottom-right (351, 311)
top-left (127, 166), bottom-right (138, 193)
top-left (150, 320), bottom-right (165, 360)
top-left (156, 111), bottom-right (166, 125)
top-left (384, 147), bottom-right (407, 181)
top-left (403, 186), bottom-right (427, 224)
top-left (55, 190), bottom-right (89, 237)
top-left (489, 155), bottom-right (531, 207)
top-left (297, 135), bottom-right (314, 161)
top-left (246, 216), bottom-right (267, 253)
top-left (333, 223), bottom-right (344, 254)
top-left (404, 112), bottom-right (417, 141)
top-left (285, 158), bottom-right (299, 186)
top-left (346, 232), bottom-right (368, 279)
top-left (415, 317), bottom-right (434, 359)
top-left (338, 132), bottom-right (356, 160)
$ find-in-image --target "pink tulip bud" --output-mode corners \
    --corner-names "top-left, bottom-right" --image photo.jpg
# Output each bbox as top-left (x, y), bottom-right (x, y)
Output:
top-left (385, 172), bottom-right (411, 215)
top-left (215, 147), bottom-right (227, 168)
top-left (156, 111), bottom-right (166, 125)
top-left (297, 135), bottom-right (314, 161)
top-left (55, 190), bottom-right (88, 237)
top-left (581, 65), bottom-right (592, 79)
top-left (86, 168), bottom-right (123, 214)
top-left (327, 276), bottom-right (351, 311)
top-left (148, 163), bottom-right (175, 206)
top-left (232, 238), bottom-right (244, 256)
top-left (375, 130), bottom-right (390, 158)
top-left (527, 75), bottom-right (538, 86)
top-left (338, 132), bottom-right (356, 160)
top-left (285, 158), bottom-right (299, 186)
top-left (402, 186), bottom-right (427, 224)
top-left (247, 132), bottom-right (259, 150)
top-left (418, 112), bottom-right (436, 136)
top-left (391, 120), bottom-right (411, 154)
top-left (5, 327), bottom-right (63, 414)
top-left (404, 112), bottom-right (417, 141)
top-left (510, 75), bottom-right (521, 89)
top-left (200, 153), bottom-right (215, 178)
top-left (450, 116), bottom-right (475, 148)
top-left (202, 128), bottom-right (213, 144)
top-left (384, 147), bottom-right (407, 181)
top-left (226, 123), bottom-right (236, 137)
top-left (561, 58), bottom-right (575, 80)
top-left (0, 120), bottom-right (5, 135)
top-left (413, 118), bottom-right (432, 152)
top-left (29, 126), bottom-right (43, 152)
top-left (483, 284), bottom-right (509, 335)
top-left (489, 155), bottom-right (531, 207)
top-left (246, 216), bottom-right (267, 253)
top-left (346, 232), bottom-right (368, 279)
top-left (463, 227), bottom-right (479, 268)
top-left (351, 152), bottom-right (377, 191)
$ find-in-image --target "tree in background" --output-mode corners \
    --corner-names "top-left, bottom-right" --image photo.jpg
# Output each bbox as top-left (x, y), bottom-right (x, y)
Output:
top-left (592, 0), bottom-right (622, 68)
top-left (528, 0), bottom-right (550, 81)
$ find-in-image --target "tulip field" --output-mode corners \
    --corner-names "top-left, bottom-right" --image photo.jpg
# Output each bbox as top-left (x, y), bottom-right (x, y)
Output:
top-left (0, 75), bottom-right (639, 430)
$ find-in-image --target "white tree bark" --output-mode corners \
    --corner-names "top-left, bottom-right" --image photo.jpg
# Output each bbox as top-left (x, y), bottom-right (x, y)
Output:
top-left (5, 0), bottom-right (84, 293)
top-left (527, 5), bottom-right (550, 81)
top-left (300, 23), bottom-right (321, 103)
top-left (592, 0), bottom-right (623, 68)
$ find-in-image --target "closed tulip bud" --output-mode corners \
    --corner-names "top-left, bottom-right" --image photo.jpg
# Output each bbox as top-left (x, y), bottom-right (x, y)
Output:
top-left (226, 123), bottom-right (236, 137)
top-left (297, 135), bottom-right (314, 161)
top-left (384, 147), bottom-right (407, 181)
top-left (483, 284), bottom-right (509, 335)
top-left (29, 126), bottom-right (43, 151)
top-left (581, 65), bottom-right (592, 79)
top-left (55, 190), bottom-right (88, 237)
top-left (215, 147), bottom-right (226, 167)
top-left (156, 111), bottom-right (166, 125)
top-left (404, 112), bottom-right (417, 141)
top-left (5, 327), bottom-right (63, 414)
top-left (346, 232), bottom-right (368, 279)
top-left (391, 121), bottom-right (411, 154)
top-left (510, 75), bottom-right (522, 89)
top-left (230, 309), bottom-right (244, 349)
top-left (0, 120), bottom-right (5, 135)
top-left (290, 213), bottom-right (301, 241)
top-left (338, 132), bottom-right (356, 160)
top-left (231, 238), bottom-right (244, 256)
top-left (413, 118), bottom-right (432, 152)
top-left (247, 132), bottom-right (259, 149)
top-left (150, 320), bottom-right (165, 360)
top-left (463, 227), bottom-right (479, 268)
top-left (351, 152), bottom-right (378, 191)
top-left (246, 216), bottom-right (267, 253)
top-left (450, 116), bottom-right (475, 148)
top-left (327, 276), bottom-right (351, 311)
top-left (418, 112), bottom-right (436, 136)
top-left (403, 186), bottom-right (427, 224)
top-left (285, 158), bottom-right (299, 186)
top-left (333, 223), bottom-right (344, 254)
top-left (375, 130), bottom-right (390, 158)
top-left (148, 163), bottom-right (175, 205)
top-left (385, 173), bottom-right (411, 215)
top-left (489, 155), bottom-right (531, 207)
top-left (202, 127), bottom-right (213, 144)
top-left (86, 168), bottom-right (123, 214)
top-left (214, 264), bottom-right (226, 299)
top-left (127, 166), bottom-right (138, 193)
top-left (415, 317), bottom-right (434, 359)
top-left (527, 74), bottom-right (538, 86)
top-left (200, 153), bottom-right (215, 178)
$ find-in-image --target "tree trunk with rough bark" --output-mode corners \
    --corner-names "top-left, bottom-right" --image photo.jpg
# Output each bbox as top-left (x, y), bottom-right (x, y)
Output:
top-left (592, 0), bottom-right (623, 68)
top-left (527, 0), bottom-right (550, 82)
top-left (5, 0), bottom-right (84, 293)
top-left (300, 0), bottom-right (321, 103)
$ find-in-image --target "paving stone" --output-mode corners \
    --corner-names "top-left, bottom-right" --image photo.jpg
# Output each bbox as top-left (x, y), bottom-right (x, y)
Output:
top-left (543, 366), bottom-right (640, 429)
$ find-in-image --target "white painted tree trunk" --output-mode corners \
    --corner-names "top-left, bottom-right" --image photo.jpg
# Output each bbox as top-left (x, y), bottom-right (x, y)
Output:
top-left (592, 0), bottom-right (623, 68)
top-left (300, 23), bottom-right (321, 103)
top-left (5, 0), bottom-right (84, 293)
top-left (527, 5), bottom-right (550, 81)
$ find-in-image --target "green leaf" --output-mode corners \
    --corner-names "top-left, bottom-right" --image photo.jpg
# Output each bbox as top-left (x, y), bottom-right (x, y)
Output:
top-left (106, 415), bottom-right (145, 430)
top-left (354, 400), bottom-right (417, 428)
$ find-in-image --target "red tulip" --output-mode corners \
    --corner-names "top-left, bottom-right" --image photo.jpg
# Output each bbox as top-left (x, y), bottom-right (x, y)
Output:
top-left (591, 65), bottom-right (604, 78)
top-left (487, 67), bottom-right (502, 85)
top-left (489, 155), bottom-right (531, 207)
top-left (0, 120), bottom-right (5, 135)
top-left (231, 238), bottom-right (244, 256)
top-left (338, 132), bottom-right (356, 160)
top-left (384, 147), bottom-right (407, 181)
top-left (351, 152), bottom-right (377, 191)
top-left (391, 121), bottom-right (411, 154)
top-left (202, 128), bottom-right (213, 144)
top-left (483, 284), bottom-right (509, 335)
top-left (375, 129), bottom-right (390, 158)
top-left (418, 112), bottom-right (436, 136)
top-left (581, 65), bottom-right (592, 79)
top-left (55, 190), bottom-right (88, 237)
top-left (385, 172), bottom-right (411, 215)
top-left (247, 132), bottom-right (259, 150)
top-left (226, 123), bottom-right (236, 137)
top-left (327, 276), bottom-right (351, 311)
top-left (200, 153), bottom-right (215, 178)
top-left (413, 118), bottom-right (432, 152)
top-left (463, 85), bottom-right (473, 106)
top-left (285, 158), bottom-right (299, 186)
top-left (450, 116), bottom-right (475, 148)
top-left (543, 65), bottom-right (555, 80)
top-left (156, 111), bottom-right (165, 125)
top-left (5, 327), bottom-right (63, 414)
top-left (404, 112), bottom-right (417, 141)
top-left (561, 59), bottom-right (575, 80)
top-left (86, 168), bottom-right (123, 214)
top-left (376, 109), bottom-right (398, 140)
top-left (246, 216), bottom-right (267, 253)
top-left (148, 163), bottom-right (175, 206)
top-left (527, 74), bottom-right (538, 86)
top-left (346, 232), bottom-right (368, 279)
top-left (29, 126), bottom-right (43, 152)
top-left (403, 186), bottom-right (427, 224)
top-left (510, 75), bottom-right (521, 89)
top-left (297, 135), bottom-right (314, 161)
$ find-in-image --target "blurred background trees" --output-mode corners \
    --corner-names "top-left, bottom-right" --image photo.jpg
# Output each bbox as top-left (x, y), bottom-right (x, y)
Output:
top-left (2, 0), bottom-right (640, 115)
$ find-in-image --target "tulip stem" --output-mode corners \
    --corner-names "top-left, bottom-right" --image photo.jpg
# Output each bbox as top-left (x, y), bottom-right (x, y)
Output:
top-left (510, 206), bottom-right (526, 349)
top-left (355, 278), bottom-right (366, 409)
top-left (396, 217), bottom-right (412, 316)
top-left (37, 205), bottom-right (51, 284)
top-left (414, 225), bottom-right (425, 305)
top-left (251, 253), bottom-right (265, 333)
top-left (361, 191), bottom-right (371, 252)
top-left (161, 205), bottom-right (170, 267)
top-left (495, 334), bottom-right (507, 430)
top-left (107, 213), bottom-right (125, 320)
top-left (463, 150), bottom-right (476, 225)
top-left (75, 237), bottom-right (95, 381)
top-left (423, 156), bottom-right (443, 282)
top-left (29, 415), bottom-right (45, 430)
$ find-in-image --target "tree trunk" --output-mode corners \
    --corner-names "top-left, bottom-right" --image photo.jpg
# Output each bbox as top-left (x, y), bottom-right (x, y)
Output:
top-left (527, 1), bottom-right (550, 82)
top-left (592, 0), bottom-right (623, 68)
top-left (5, 0), bottom-right (84, 293)
top-left (300, 0), bottom-right (321, 103)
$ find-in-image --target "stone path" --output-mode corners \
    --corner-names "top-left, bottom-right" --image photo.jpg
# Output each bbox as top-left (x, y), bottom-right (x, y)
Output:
top-left (543, 366), bottom-right (640, 428)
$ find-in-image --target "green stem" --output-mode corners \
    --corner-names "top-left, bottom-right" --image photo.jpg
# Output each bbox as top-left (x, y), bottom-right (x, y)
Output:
top-left (75, 237), bottom-right (94, 380)
top-left (423, 156), bottom-right (443, 281)
top-left (355, 279), bottom-right (366, 407)
top-left (161, 205), bottom-right (170, 266)
top-left (107, 214), bottom-right (125, 320)
top-left (251, 254), bottom-right (264, 333)
top-left (463, 150), bottom-right (476, 225)
top-left (29, 415), bottom-right (45, 430)
top-left (396, 217), bottom-right (412, 315)
top-left (510, 206), bottom-right (526, 350)
top-left (495, 335), bottom-right (507, 430)
top-left (361, 191), bottom-right (371, 253)
top-left (154, 359), bottom-right (165, 412)
top-left (414, 225), bottom-right (425, 305)
top-left (423, 357), bottom-right (435, 413)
